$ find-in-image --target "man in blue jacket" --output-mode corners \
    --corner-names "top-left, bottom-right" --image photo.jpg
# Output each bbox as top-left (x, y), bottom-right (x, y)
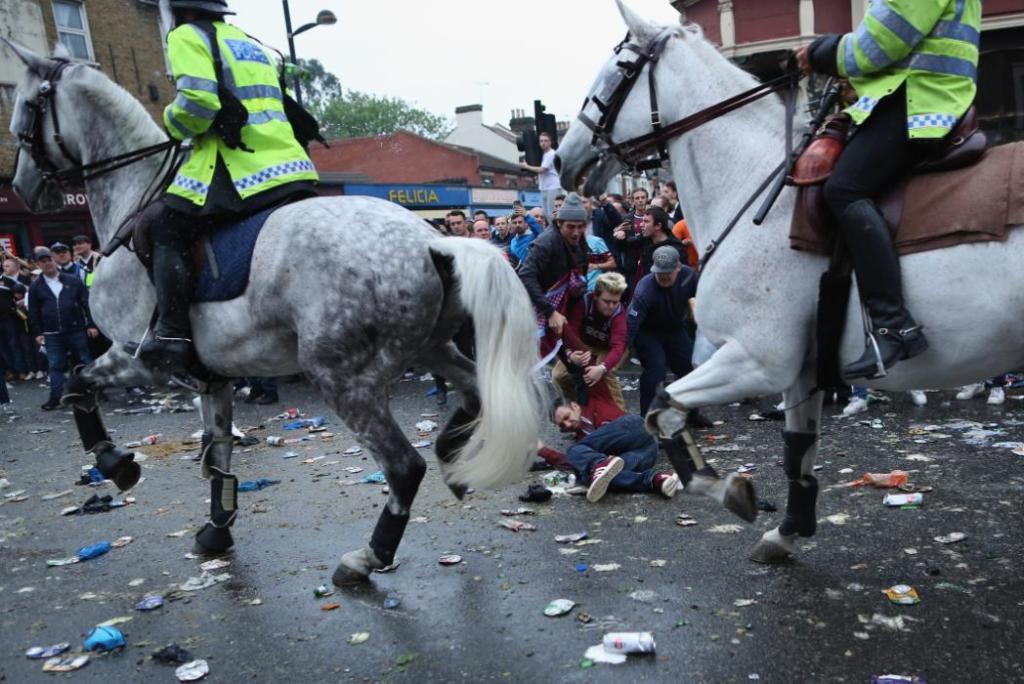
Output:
top-left (627, 246), bottom-right (709, 429)
top-left (28, 248), bottom-right (98, 410)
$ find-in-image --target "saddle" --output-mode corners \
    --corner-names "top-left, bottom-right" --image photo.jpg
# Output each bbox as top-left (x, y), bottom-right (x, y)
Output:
top-left (130, 203), bottom-right (278, 303)
top-left (791, 107), bottom-right (1024, 256)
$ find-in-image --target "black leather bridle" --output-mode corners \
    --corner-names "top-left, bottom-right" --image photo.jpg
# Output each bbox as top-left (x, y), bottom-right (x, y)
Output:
top-left (15, 58), bottom-right (179, 189)
top-left (577, 30), bottom-right (799, 174)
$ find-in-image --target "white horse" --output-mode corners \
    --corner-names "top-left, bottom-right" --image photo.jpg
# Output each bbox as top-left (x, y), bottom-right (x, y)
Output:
top-left (556, 2), bottom-right (1024, 563)
top-left (6, 42), bottom-right (544, 584)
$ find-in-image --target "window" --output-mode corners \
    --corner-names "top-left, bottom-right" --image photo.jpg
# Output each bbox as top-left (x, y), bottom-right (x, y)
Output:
top-left (52, 1), bottom-right (94, 61)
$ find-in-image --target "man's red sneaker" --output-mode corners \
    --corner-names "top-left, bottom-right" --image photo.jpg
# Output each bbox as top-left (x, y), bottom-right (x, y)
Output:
top-left (586, 456), bottom-right (624, 502)
top-left (652, 471), bottom-right (681, 498)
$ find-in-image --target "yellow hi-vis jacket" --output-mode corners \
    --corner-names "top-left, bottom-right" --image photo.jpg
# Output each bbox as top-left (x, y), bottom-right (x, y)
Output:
top-left (163, 21), bottom-right (318, 207)
top-left (837, 0), bottom-right (981, 139)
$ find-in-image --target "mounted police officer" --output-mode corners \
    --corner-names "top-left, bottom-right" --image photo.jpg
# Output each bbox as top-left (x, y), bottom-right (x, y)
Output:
top-left (141, 0), bottom-right (319, 372)
top-left (795, 0), bottom-right (980, 379)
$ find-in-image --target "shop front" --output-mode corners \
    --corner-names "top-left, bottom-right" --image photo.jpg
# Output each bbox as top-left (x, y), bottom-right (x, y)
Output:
top-left (341, 183), bottom-right (470, 221)
top-left (470, 187), bottom-right (518, 219)
top-left (0, 185), bottom-right (95, 256)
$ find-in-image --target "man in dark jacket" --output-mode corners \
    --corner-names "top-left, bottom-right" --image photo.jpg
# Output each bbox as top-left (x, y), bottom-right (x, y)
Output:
top-left (614, 206), bottom-right (688, 287)
top-left (28, 248), bottom-right (98, 410)
top-left (627, 246), bottom-right (710, 430)
top-left (0, 263), bottom-right (28, 380)
top-left (518, 192), bottom-right (591, 340)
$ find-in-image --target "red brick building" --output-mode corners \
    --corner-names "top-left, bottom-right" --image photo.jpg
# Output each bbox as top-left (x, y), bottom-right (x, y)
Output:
top-left (309, 130), bottom-right (533, 190)
top-left (672, 0), bottom-right (1024, 142)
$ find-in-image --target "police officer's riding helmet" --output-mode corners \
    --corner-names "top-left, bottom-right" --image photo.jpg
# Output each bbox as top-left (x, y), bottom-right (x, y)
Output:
top-left (169, 0), bottom-right (235, 16)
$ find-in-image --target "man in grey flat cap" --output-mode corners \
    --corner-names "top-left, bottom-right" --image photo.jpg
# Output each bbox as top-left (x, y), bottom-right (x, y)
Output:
top-left (626, 246), bottom-right (707, 428)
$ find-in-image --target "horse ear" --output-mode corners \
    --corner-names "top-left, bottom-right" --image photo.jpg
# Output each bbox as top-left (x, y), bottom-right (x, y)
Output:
top-left (52, 40), bottom-right (72, 60)
top-left (615, 0), bottom-right (660, 46)
top-left (2, 39), bottom-right (53, 77)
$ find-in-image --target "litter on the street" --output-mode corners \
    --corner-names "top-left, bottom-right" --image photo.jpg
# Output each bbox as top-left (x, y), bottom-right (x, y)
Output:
top-left (175, 659), bottom-right (210, 681)
top-left (603, 632), bottom-right (656, 654)
top-left (676, 514), bottom-right (698, 527)
top-left (42, 655), bottom-right (89, 672)
top-left (555, 532), bottom-right (588, 543)
top-left (414, 419), bottom-right (437, 432)
top-left (934, 532), bottom-right (968, 544)
top-left (199, 558), bottom-right (231, 572)
top-left (179, 572), bottom-right (231, 592)
top-left (320, 602), bottom-right (341, 611)
top-left (314, 584), bottom-right (335, 598)
top-left (349, 632), bottom-right (370, 645)
top-left (343, 446), bottom-right (362, 455)
top-left (849, 471), bottom-right (909, 488)
top-left (25, 643), bottom-right (70, 659)
top-left (583, 644), bottom-right (627, 665)
top-left (360, 471), bottom-right (386, 484)
top-left (153, 644), bottom-right (192, 665)
top-left (384, 595), bottom-right (402, 609)
top-left (501, 507), bottom-right (536, 516)
top-left (499, 519), bottom-right (537, 532)
top-left (438, 554), bottom-right (463, 565)
top-left (135, 595), bottom-right (164, 611)
top-left (544, 598), bottom-right (576, 616)
top-left (883, 493), bottom-right (924, 507)
top-left (84, 625), bottom-right (125, 651)
top-left (75, 541), bottom-right (112, 561)
top-left (884, 584), bottom-right (921, 605)
top-left (238, 478), bottom-right (280, 492)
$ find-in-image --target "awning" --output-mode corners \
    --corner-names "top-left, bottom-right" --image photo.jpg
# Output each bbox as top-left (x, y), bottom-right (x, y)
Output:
top-left (413, 209), bottom-right (452, 220)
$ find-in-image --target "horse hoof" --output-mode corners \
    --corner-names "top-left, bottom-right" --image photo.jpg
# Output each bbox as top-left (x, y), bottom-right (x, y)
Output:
top-left (724, 474), bottom-right (758, 523)
top-left (446, 481), bottom-right (467, 500)
top-left (193, 523), bottom-right (234, 556)
top-left (332, 563), bottom-right (371, 587)
top-left (749, 540), bottom-right (792, 564)
top-left (113, 460), bottom-right (141, 492)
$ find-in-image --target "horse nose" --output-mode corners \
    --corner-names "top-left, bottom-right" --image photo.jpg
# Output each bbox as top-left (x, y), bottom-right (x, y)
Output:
top-left (554, 154), bottom-right (562, 174)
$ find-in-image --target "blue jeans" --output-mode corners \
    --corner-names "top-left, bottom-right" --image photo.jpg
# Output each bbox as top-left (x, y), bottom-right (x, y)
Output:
top-left (43, 330), bottom-right (93, 401)
top-left (0, 318), bottom-right (27, 375)
top-left (634, 329), bottom-right (693, 414)
top-left (567, 415), bottom-right (659, 493)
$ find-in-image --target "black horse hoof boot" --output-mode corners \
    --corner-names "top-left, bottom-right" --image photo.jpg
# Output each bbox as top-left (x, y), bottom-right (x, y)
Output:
top-left (94, 443), bottom-right (141, 491)
top-left (139, 337), bottom-right (193, 374)
top-left (193, 523), bottom-right (234, 555)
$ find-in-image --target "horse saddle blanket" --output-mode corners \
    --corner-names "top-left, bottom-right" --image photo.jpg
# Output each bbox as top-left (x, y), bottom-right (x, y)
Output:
top-left (790, 141), bottom-right (1024, 257)
top-left (132, 206), bottom-right (276, 303)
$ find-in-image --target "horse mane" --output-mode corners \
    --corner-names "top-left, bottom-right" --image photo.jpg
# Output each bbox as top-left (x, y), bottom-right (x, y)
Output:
top-left (72, 61), bottom-right (166, 150)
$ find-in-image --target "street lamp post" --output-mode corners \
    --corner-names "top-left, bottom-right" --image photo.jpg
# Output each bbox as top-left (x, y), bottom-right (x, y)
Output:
top-left (281, 1), bottom-right (337, 106)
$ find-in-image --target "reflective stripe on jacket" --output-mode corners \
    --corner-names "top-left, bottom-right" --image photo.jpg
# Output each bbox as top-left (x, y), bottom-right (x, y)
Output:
top-left (163, 21), bottom-right (318, 206)
top-left (837, 0), bottom-right (980, 139)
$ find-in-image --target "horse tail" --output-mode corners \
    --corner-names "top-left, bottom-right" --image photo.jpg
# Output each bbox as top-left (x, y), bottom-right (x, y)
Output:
top-left (429, 238), bottom-right (545, 488)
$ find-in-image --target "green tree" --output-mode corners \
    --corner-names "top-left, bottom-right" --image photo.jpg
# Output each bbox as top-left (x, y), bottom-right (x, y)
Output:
top-left (294, 58), bottom-right (342, 113)
top-left (316, 90), bottom-right (453, 141)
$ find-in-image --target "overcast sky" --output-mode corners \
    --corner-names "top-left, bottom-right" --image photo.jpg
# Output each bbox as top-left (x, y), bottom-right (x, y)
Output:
top-left (230, 0), bottom-right (682, 128)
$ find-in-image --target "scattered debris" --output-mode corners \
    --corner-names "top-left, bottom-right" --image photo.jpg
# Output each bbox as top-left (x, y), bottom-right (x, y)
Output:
top-left (825, 513), bottom-right (852, 525)
top-left (135, 595), bottom-right (164, 611)
top-left (383, 595), bottom-right (402, 610)
top-left (320, 602), bottom-right (341, 611)
top-left (934, 532), bottom-right (967, 545)
top-left (501, 508), bottom-right (536, 516)
top-left (42, 655), bottom-right (89, 672)
top-left (414, 420), bottom-right (438, 433)
top-left (360, 471), bottom-right (386, 484)
top-left (199, 558), bottom-right (231, 572)
top-left (849, 471), bottom-right (909, 488)
top-left (349, 632), bottom-right (370, 645)
top-left (175, 659), bottom-right (210, 681)
top-left (153, 644), bottom-right (192, 665)
top-left (343, 446), bottom-right (362, 455)
top-left (84, 625), bottom-right (125, 652)
top-left (438, 554), bottom-right (463, 565)
top-left (25, 643), bottom-right (71, 659)
top-left (707, 524), bottom-right (744, 534)
top-left (544, 599), bottom-right (576, 617)
top-left (592, 563), bottom-right (620, 572)
top-left (314, 584), bottom-right (335, 598)
top-left (733, 598), bottom-right (757, 607)
top-left (883, 493), bottom-right (923, 507)
top-left (179, 572), bottom-right (231, 592)
top-left (499, 519), bottom-right (537, 532)
top-left (883, 585), bottom-right (921, 605)
top-left (238, 478), bottom-right (280, 492)
top-left (676, 514), bottom-right (698, 527)
top-left (519, 485), bottom-right (553, 503)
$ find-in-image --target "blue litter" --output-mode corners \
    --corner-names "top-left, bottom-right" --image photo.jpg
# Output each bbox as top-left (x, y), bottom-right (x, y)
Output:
top-left (238, 478), bottom-right (281, 492)
top-left (425, 386), bottom-right (440, 397)
top-left (383, 595), bottom-right (402, 610)
top-left (575, 563), bottom-right (588, 573)
top-left (283, 417), bottom-right (326, 430)
top-left (135, 595), bottom-right (164, 611)
top-left (282, 451), bottom-right (299, 459)
top-left (360, 471), bottom-right (386, 484)
top-left (75, 541), bottom-right (111, 561)
top-left (84, 625), bottom-right (125, 651)
top-left (87, 467), bottom-right (104, 484)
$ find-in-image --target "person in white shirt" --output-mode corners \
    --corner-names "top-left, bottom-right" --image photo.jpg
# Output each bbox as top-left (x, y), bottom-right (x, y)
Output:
top-left (520, 132), bottom-right (564, 223)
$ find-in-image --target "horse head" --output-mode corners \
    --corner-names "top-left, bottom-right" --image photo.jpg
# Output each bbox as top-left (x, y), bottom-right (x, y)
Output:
top-left (4, 40), bottom-right (93, 213)
top-left (556, 1), bottom-right (677, 196)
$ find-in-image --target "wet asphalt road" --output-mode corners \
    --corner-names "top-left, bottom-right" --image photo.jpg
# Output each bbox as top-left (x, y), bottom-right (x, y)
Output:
top-left (1, 373), bottom-right (1023, 682)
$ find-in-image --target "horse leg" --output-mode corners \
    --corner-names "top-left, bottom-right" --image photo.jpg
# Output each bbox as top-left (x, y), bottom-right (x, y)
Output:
top-left (750, 371), bottom-right (823, 564)
top-left (420, 342), bottom-right (479, 499)
top-left (192, 379), bottom-right (238, 555)
top-left (62, 346), bottom-right (159, 491)
top-left (646, 394), bottom-right (758, 522)
top-left (329, 395), bottom-right (427, 586)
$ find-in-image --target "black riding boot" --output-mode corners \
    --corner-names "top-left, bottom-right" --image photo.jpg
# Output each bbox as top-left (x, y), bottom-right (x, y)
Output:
top-left (139, 243), bottom-right (193, 372)
top-left (840, 200), bottom-right (927, 380)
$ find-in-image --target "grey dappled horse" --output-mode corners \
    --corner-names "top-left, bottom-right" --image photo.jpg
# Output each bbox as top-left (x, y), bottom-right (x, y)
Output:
top-left (557, 2), bottom-right (1024, 564)
top-left (7, 42), bottom-right (544, 585)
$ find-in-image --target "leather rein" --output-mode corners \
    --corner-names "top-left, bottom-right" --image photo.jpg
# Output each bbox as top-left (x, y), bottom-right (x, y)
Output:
top-left (577, 31), bottom-right (803, 275)
top-left (17, 59), bottom-right (180, 189)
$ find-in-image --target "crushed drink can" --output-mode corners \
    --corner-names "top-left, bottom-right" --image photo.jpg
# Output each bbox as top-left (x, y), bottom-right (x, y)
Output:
top-left (602, 632), bottom-right (656, 654)
top-left (884, 584), bottom-right (921, 605)
top-left (141, 434), bottom-right (161, 445)
top-left (25, 643), bottom-right (70, 659)
top-left (284, 408), bottom-right (300, 419)
top-left (266, 436), bottom-right (284, 446)
top-left (883, 492), bottom-right (923, 507)
top-left (135, 595), bottom-right (165, 611)
top-left (437, 553), bottom-right (463, 565)
top-left (175, 659), bottom-right (210, 682)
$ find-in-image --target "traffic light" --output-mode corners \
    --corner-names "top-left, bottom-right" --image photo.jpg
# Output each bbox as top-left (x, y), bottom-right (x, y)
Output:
top-left (534, 100), bottom-right (558, 147)
top-left (516, 129), bottom-right (541, 166)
